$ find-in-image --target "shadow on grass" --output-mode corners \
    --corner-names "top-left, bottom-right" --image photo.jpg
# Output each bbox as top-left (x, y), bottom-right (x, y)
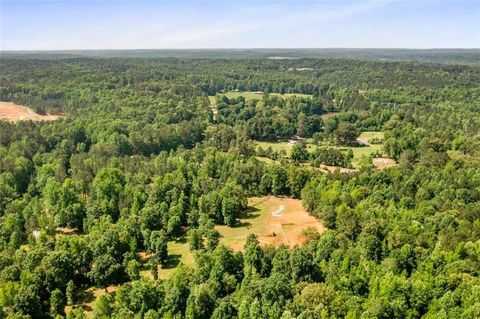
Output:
top-left (235, 220), bottom-right (252, 228)
top-left (77, 286), bottom-right (95, 304)
top-left (231, 206), bottom-right (261, 229)
top-left (175, 236), bottom-right (188, 244)
top-left (163, 254), bottom-right (182, 269)
top-left (78, 304), bottom-right (93, 313)
top-left (241, 206), bottom-right (261, 219)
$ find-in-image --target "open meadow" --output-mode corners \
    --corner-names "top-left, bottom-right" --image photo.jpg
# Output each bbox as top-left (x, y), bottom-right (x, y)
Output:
top-left (216, 196), bottom-right (325, 250)
top-left (255, 131), bottom-right (395, 169)
top-left (208, 91), bottom-right (313, 104)
top-left (139, 195), bottom-right (324, 280)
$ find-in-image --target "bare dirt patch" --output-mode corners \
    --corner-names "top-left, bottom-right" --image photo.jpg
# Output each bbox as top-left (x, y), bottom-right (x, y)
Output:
top-left (0, 101), bottom-right (63, 122)
top-left (55, 226), bottom-right (77, 235)
top-left (372, 157), bottom-right (397, 169)
top-left (216, 196), bottom-right (326, 250)
top-left (304, 163), bottom-right (357, 174)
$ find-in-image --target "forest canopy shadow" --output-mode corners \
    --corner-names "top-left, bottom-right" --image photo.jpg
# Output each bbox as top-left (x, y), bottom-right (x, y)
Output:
top-left (164, 254), bottom-right (182, 269)
top-left (241, 206), bottom-right (260, 219)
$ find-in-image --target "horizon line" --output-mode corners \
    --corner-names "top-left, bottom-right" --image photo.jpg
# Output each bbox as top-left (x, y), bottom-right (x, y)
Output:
top-left (2, 47), bottom-right (480, 52)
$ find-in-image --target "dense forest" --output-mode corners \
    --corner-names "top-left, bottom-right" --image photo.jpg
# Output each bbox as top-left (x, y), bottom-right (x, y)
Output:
top-left (0, 55), bottom-right (479, 319)
top-left (2, 49), bottom-right (480, 64)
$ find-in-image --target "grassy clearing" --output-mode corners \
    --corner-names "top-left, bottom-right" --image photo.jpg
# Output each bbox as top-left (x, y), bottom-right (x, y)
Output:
top-left (159, 240), bottom-right (195, 278)
top-left (77, 197), bottom-right (324, 314)
top-left (320, 112), bottom-right (342, 120)
top-left (216, 196), bottom-right (325, 250)
top-left (256, 140), bottom-right (293, 154)
top-left (271, 93), bottom-right (313, 99)
top-left (348, 144), bottom-right (384, 168)
top-left (208, 95), bottom-right (216, 105)
top-left (256, 140), bottom-right (318, 156)
top-left (358, 131), bottom-right (384, 141)
top-left (209, 91), bottom-right (313, 103)
top-left (139, 239), bottom-right (194, 280)
top-left (65, 285), bottom-right (118, 318)
top-left (255, 131), bottom-right (388, 169)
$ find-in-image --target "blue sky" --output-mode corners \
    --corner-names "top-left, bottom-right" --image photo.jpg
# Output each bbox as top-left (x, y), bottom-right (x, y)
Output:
top-left (1, 0), bottom-right (479, 50)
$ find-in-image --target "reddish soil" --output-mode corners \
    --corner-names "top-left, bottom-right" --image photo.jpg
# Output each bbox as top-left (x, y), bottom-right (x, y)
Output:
top-left (0, 101), bottom-right (63, 122)
top-left (218, 196), bottom-right (326, 251)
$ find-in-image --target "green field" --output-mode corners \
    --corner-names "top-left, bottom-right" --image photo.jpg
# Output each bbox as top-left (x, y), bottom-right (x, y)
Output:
top-left (255, 131), bottom-right (386, 169)
top-left (256, 140), bottom-right (318, 156)
top-left (209, 91), bottom-right (312, 104)
top-left (138, 196), bottom-right (321, 279)
top-left (357, 131), bottom-right (384, 143)
top-left (358, 131), bottom-right (385, 140)
top-left (139, 239), bottom-right (194, 280)
top-left (345, 144), bottom-right (384, 168)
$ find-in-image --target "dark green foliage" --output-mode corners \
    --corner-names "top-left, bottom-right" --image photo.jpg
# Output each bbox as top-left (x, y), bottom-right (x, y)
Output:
top-left (88, 254), bottom-right (123, 289)
top-left (291, 142), bottom-right (309, 163)
top-left (310, 147), bottom-right (352, 167)
top-left (49, 288), bottom-right (65, 317)
top-left (150, 231), bottom-right (168, 266)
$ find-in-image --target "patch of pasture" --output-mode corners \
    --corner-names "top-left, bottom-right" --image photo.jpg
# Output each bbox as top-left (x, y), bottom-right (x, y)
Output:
top-left (256, 140), bottom-right (318, 157)
top-left (271, 93), bottom-right (313, 99)
top-left (357, 131), bottom-right (385, 145)
top-left (347, 143), bottom-right (384, 168)
top-left (255, 136), bottom-right (395, 170)
top-left (216, 196), bottom-right (325, 250)
top-left (208, 91), bottom-right (313, 103)
top-left (139, 239), bottom-right (194, 281)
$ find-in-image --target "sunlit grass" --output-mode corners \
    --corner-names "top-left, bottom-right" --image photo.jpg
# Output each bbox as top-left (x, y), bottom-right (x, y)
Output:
top-left (209, 91), bottom-right (313, 103)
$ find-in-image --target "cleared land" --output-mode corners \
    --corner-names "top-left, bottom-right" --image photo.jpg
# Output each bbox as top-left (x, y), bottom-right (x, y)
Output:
top-left (139, 239), bottom-right (194, 280)
top-left (0, 101), bottom-right (63, 122)
top-left (357, 131), bottom-right (384, 145)
top-left (216, 196), bottom-right (325, 250)
top-left (372, 157), bottom-right (397, 169)
top-left (209, 91), bottom-right (312, 103)
top-left (348, 144), bottom-right (383, 168)
top-left (65, 285), bottom-right (118, 318)
top-left (143, 196), bottom-right (324, 276)
top-left (255, 131), bottom-right (396, 169)
top-left (256, 140), bottom-right (319, 154)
